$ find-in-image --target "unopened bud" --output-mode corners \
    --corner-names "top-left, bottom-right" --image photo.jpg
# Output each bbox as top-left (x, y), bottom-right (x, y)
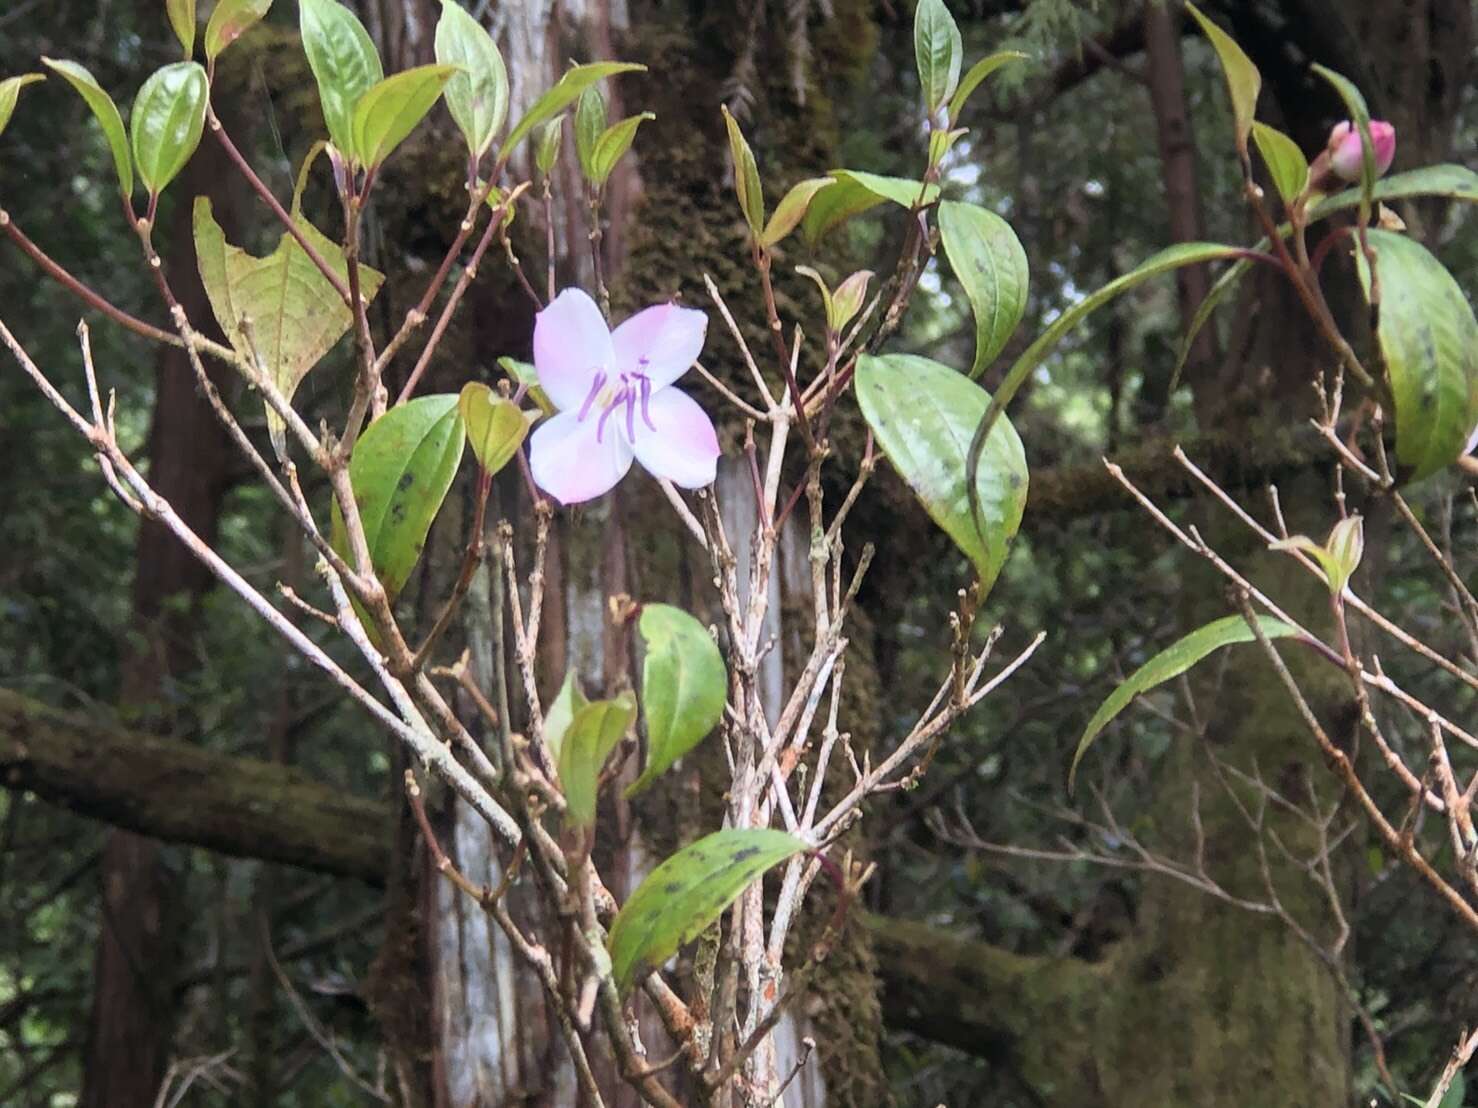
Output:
top-left (1328, 120), bottom-right (1396, 182)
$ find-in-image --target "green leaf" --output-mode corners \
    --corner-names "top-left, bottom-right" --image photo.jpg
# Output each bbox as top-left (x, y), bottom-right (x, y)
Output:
top-left (608, 829), bottom-right (805, 993)
top-left (0, 74), bottom-right (44, 142)
top-left (543, 670), bottom-right (588, 766)
top-left (830, 269), bottom-right (874, 332)
top-left (627, 605), bottom-right (727, 797)
top-left (1442, 1073), bottom-right (1465, 1108)
top-left (166, 0), bottom-right (196, 57)
top-left (1311, 64), bottom-right (1376, 219)
top-left (1356, 229), bottom-right (1478, 483)
top-left (857, 353), bottom-right (1027, 596)
top-left (589, 112), bottom-right (654, 188)
top-left (205, 0), bottom-right (272, 63)
top-left (331, 395), bottom-right (466, 601)
top-left (938, 200), bottom-right (1028, 379)
top-left (947, 50), bottom-right (1027, 126)
top-left (1174, 166), bottom-right (1478, 384)
top-left (43, 59), bottom-right (134, 198)
top-left (721, 105), bottom-right (764, 236)
top-left (351, 64), bottom-right (456, 168)
top-left (193, 196), bottom-right (384, 452)
top-left (130, 62), bottom-right (209, 197)
top-left (913, 0), bottom-right (962, 115)
top-left (1270, 515), bottom-right (1364, 595)
top-left (498, 355), bottom-right (553, 413)
top-left (1251, 121), bottom-right (1308, 206)
top-left (558, 692), bottom-right (636, 830)
top-left (299, 0), bottom-right (383, 158)
top-left (503, 61), bottom-right (644, 154)
top-left (434, 0), bottom-right (508, 160)
top-left (760, 177), bottom-right (834, 248)
top-left (800, 170), bottom-right (939, 246)
top-left (1184, 2), bottom-right (1259, 152)
top-left (458, 382), bottom-right (529, 476)
top-left (534, 116), bottom-right (562, 175)
top-left (574, 85), bottom-right (606, 179)
top-left (1069, 615), bottom-right (1300, 791)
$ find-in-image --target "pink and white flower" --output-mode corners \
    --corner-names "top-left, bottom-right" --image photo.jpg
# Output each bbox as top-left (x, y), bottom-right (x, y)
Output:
top-left (1328, 119), bottom-right (1396, 182)
top-left (527, 288), bottom-right (720, 505)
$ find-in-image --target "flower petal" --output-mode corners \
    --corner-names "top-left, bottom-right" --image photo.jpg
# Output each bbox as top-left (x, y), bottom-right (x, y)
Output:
top-left (611, 302), bottom-right (708, 390)
top-left (534, 288), bottom-right (615, 411)
top-left (529, 410), bottom-right (634, 505)
top-left (631, 387), bottom-right (720, 489)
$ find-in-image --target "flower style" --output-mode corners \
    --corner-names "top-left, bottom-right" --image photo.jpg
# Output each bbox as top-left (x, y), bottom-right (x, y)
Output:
top-left (528, 288), bottom-right (720, 505)
top-left (1328, 119), bottom-right (1396, 182)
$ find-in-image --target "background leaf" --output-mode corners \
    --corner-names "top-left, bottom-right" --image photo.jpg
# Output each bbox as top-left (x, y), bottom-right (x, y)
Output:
top-left (608, 829), bottom-right (804, 993)
top-left (857, 353), bottom-right (1027, 597)
top-left (204, 0), bottom-right (272, 63)
top-left (627, 605), bottom-right (727, 796)
top-left (299, 0), bottom-right (383, 158)
top-left (193, 196), bottom-right (384, 452)
top-left (42, 59), bottom-right (134, 197)
top-left (503, 61), bottom-right (644, 153)
top-left (350, 64), bottom-right (456, 168)
top-left (434, 0), bottom-right (507, 160)
top-left (558, 692), bottom-right (636, 830)
top-left (130, 61), bottom-right (208, 196)
top-left (1356, 229), bottom-right (1478, 482)
top-left (330, 395), bottom-right (465, 601)
top-left (1069, 615), bottom-right (1299, 790)
top-left (938, 199), bottom-right (1029, 379)
top-left (913, 0), bottom-right (962, 114)
top-left (0, 74), bottom-right (43, 142)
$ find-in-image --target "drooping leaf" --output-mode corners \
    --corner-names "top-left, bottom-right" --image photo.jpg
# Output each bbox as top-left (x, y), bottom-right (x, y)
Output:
top-left (857, 353), bottom-right (1027, 596)
top-left (458, 382), bottom-right (530, 476)
top-left (0, 75), bottom-right (44, 142)
top-left (130, 61), bottom-right (208, 196)
top-left (331, 395), bottom-right (466, 600)
top-left (1174, 165), bottom-right (1478, 383)
top-left (1356, 229), bottom-right (1478, 482)
top-left (947, 50), bottom-right (1027, 126)
top-left (193, 196), bottom-right (384, 451)
top-left (608, 829), bottom-right (805, 993)
top-left (1251, 121), bottom-right (1308, 206)
top-left (434, 0), bottom-right (508, 160)
top-left (589, 112), bottom-right (653, 188)
top-left (543, 670), bottom-right (588, 766)
top-left (627, 605), bottom-right (727, 797)
top-left (205, 0), bottom-right (272, 63)
top-left (760, 177), bottom-right (834, 248)
top-left (299, 0), bottom-right (383, 158)
top-left (558, 692), bottom-right (636, 830)
top-left (913, 0), bottom-right (962, 115)
top-left (351, 64), bottom-right (456, 167)
top-left (574, 85), bottom-right (606, 179)
top-left (43, 59), bottom-right (133, 197)
top-left (937, 199), bottom-right (1028, 378)
top-left (1311, 63), bottom-right (1376, 218)
top-left (1069, 615), bottom-right (1300, 791)
top-left (1184, 2), bottom-right (1259, 152)
top-left (503, 61), bottom-right (644, 153)
top-left (800, 170), bottom-right (939, 246)
top-left (721, 105), bottom-right (764, 236)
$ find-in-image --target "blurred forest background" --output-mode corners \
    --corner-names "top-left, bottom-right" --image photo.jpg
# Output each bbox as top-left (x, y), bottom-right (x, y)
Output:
top-left (0, 0), bottom-right (1475, 1105)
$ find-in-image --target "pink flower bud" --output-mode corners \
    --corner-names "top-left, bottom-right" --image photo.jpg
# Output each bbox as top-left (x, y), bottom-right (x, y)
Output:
top-left (1328, 120), bottom-right (1396, 182)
